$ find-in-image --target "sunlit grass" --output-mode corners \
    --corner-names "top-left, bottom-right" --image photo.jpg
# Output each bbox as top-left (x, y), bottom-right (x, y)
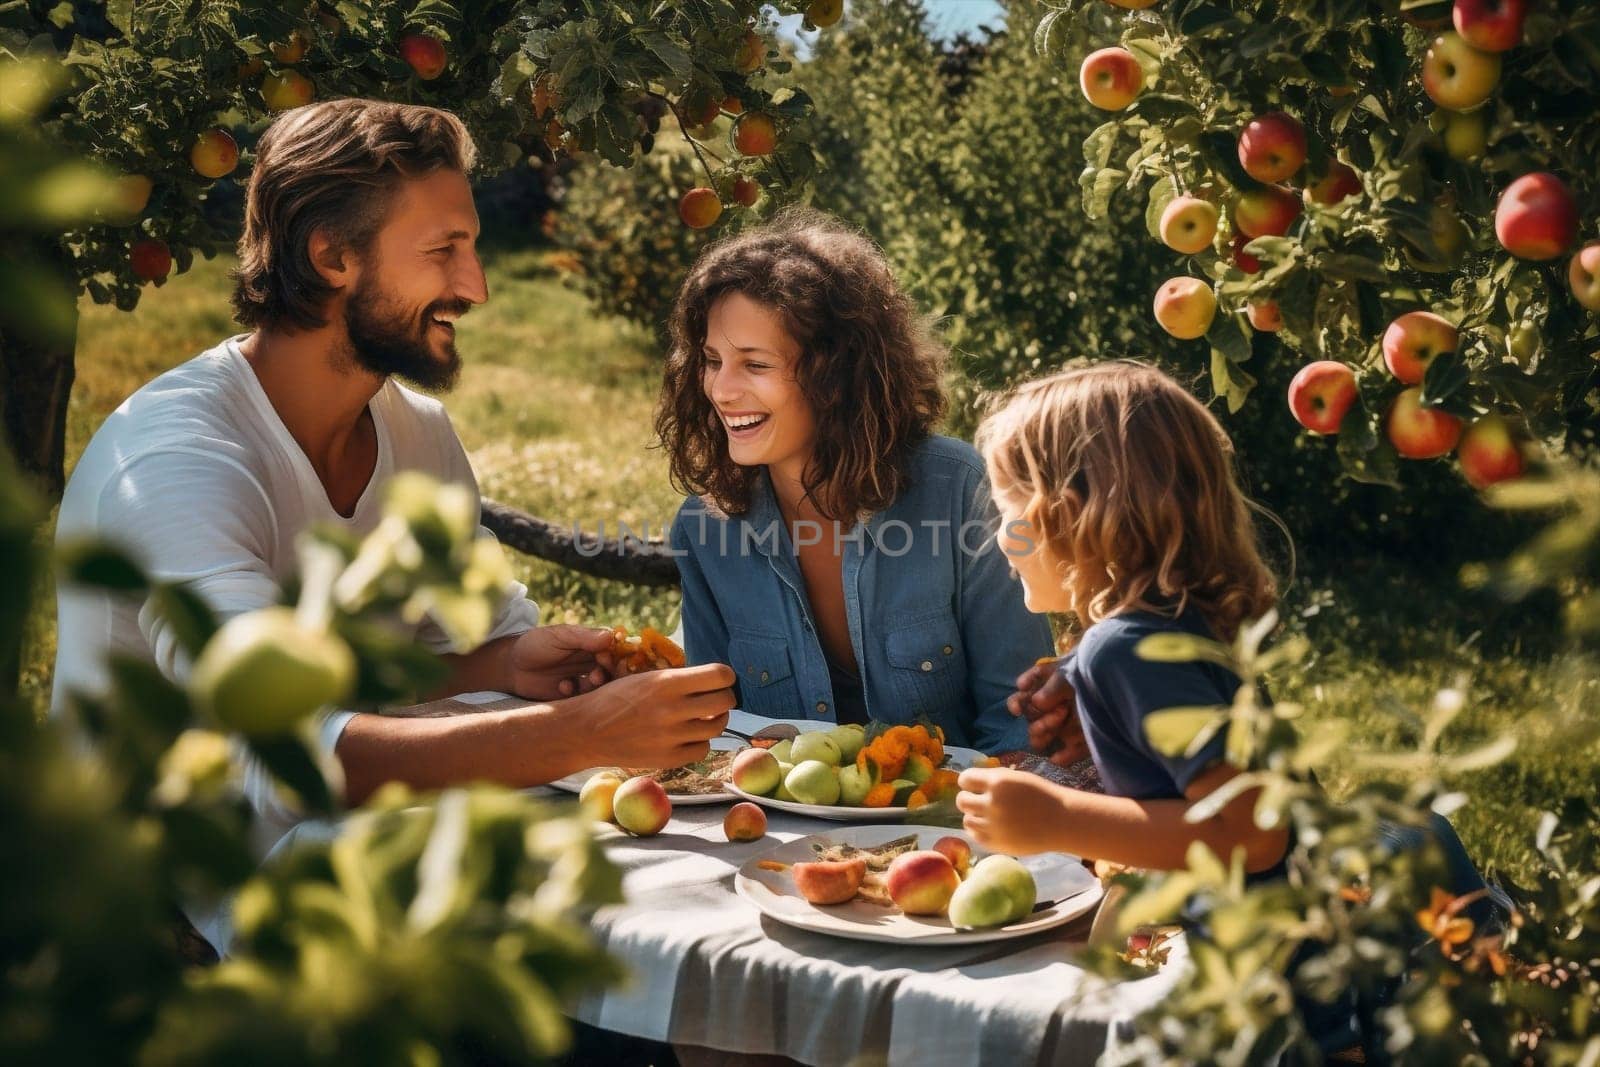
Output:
top-left (20, 246), bottom-right (1596, 883)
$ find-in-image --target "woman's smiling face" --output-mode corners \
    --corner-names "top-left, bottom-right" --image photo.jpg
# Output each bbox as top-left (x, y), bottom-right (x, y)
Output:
top-left (702, 291), bottom-right (817, 473)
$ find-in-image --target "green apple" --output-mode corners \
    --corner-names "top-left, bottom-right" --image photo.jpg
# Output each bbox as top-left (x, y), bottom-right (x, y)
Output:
top-left (790, 732), bottom-right (842, 767)
top-left (774, 778), bottom-right (798, 802)
top-left (828, 723), bottom-right (867, 763)
top-left (767, 738), bottom-right (793, 764)
top-left (838, 763), bottom-right (872, 806)
top-left (785, 760), bottom-right (841, 805)
top-left (968, 855), bottom-right (1038, 921)
top-left (948, 872), bottom-right (1016, 929)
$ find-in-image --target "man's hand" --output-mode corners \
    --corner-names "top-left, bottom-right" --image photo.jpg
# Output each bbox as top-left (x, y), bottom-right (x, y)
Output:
top-left (504, 624), bottom-right (616, 701)
top-left (565, 662), bottom-right (736, 770)
top-left (955, 767), bottom-right (1074, 856)
top-left (1007, 658), bottom-right (1089, 766)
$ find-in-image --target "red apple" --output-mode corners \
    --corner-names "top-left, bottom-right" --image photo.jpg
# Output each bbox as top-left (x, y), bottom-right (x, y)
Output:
top-left (730, 746), bottom-right (781, 795)
top-left (1457, 415), bottom-right (1525, 488)
top-left (1237, 111), bottom-right (1307, 184)
top-left (1231, 233), bottom-right (1262, 274)
top-left (723, 801), bottom-right (768, 842)
top-left (612, 776), bottom-right (672, 836)
top-left (1495, 173), bottom-right (1579, 261)
top-left (1234, 185), bottom-right (1302, 239)
top-left (932, 836), bottom-right (973, 877)
top-left (731, 175), bottom-right (761, 207)
top-left (1305, 161), bottom-right (1361, 206)
top-left (1387, 387), bottom-right (1463, 459)
top-left (399, 32), bottom-right (448, 80)
top-left (1158, 196), bottom-right (1219, 254)
top-left (1079, 47), bottom-right (1144, 111)
top-left (130, 238), bottom-right (172, 282)
top-left (262, 69), bottom-right (314, 112)
top-left (189, 128), bottom-right (239, 179)
top-left (732, 112), bottom-right (777, 157)
top-left (270, 31), bottom-right (308, 64)
top-left (1288, 361), bottom-right (1358, 434)
top-left (1452, 0), bottom-right (1527, 52)
top-left (1153, 276), bottom-right (1217, 339)
top-left (679, 187), bottom-right (723, 229)
top-left (1382, 311), bottom-right (1458, 385)
top-left (885, 851), bottom-right (961, 915)
top-left (721, 95), bottom-right (743, 115)
top-left (1422, 31), bottom-right (1501, 112)
top-left (1247, 300), bottom-right (1283, 333)
top-left (1569, 242), bottom-right (1600, 312)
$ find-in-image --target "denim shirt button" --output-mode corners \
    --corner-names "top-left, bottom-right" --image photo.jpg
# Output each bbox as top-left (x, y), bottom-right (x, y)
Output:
top-left (920, 660), bottom-right (933, 672)
top-left (760, 670), bottom-right (770, 683)
top-left (942, 645), bottom-right (954, 655)
top-left (816, 701), bottom-right (828, 714)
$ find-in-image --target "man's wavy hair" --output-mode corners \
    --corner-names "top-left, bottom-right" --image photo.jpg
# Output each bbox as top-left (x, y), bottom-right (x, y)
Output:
top-left (656, 208), bottom-right (946, 521)
top-left (976, 361), bottom-right (1282, 643)
top-left (232, 98), bottom-right (476, 330)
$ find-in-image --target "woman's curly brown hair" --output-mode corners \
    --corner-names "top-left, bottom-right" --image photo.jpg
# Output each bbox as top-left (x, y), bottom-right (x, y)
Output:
top-left (655, 208), bottom-right (946, 521)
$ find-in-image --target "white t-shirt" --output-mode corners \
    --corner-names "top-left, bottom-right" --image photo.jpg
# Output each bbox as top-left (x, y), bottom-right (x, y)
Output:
top-left (51, 336), bottom-right (540, 948)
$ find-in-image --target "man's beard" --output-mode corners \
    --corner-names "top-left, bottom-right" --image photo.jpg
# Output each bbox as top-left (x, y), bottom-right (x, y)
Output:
top-left (343, 279), bottom-right (466, 391)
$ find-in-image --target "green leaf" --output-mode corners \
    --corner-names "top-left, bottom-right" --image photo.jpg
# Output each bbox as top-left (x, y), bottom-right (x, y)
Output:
top-left (1079, 166), bottom-right (1127, 221)
top-left (1082, 121), bottom-right (1119, 171)
top-left (1128, 95), bottom-right (1200, 122)
top-left (1419, 353), bottom-right (1470, 409)
top-left (1184, 771), bottom-right (1265, 823)
top-left (1145, 175), bottom-right (1176, 241)
top-left (57, 539), bottom-right (147, 591)
top-left (149, 583), bottom-right (219, 660)
top-left (250, 735), bottom-right (335, 814)
top-left (1145, 706), bottom-right (1228, 758)
top-left (1135, 632), bottom-right (1235, 668)
top-left (634, 27), bottom-right (691, 81)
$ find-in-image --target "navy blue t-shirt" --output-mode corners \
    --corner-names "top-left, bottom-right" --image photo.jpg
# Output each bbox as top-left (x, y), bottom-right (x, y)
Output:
top-left (1060, 608), bottom-right (1240, 801)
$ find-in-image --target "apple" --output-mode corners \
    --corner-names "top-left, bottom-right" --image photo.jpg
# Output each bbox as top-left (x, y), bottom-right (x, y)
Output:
top-left (932, 836), bottom-right (972, 877)
top-left (1305, 161), bottom-right (1361, 206)
top-left (1495, 172), bottom-right (1579, 261)
top-left (966, 855), bottom-right (1037, 919)
top-left (1387, 387), bottom-right (1464, 459)
top-left (885, 851), bottom-right (961, 915)
top-left (613, 776), bottom-right (672, 836)
top-left (270, 31), bottom-right (308, 64)
top-left (1078, 47), bottom-right (1144, 111)
top-left (1442, 110), bottom-right (1487, 160)
top-left (679, 187), bottom-right (723, 229)
top-left (827, 723), bottom-right (866, 763)
top-left (1237, 111), bottom-right (1307, 184)
top-left (262, 69), bottom-right (314, 112)
top-left (790, 732), bottom-right (842, 767)
top-left (1422, 31), bottom-right (1501, 112)
top-left (723, 801), bottom-right (768, 842)
top-left (732, 112), bottom-right (777, 157)
top-left (579, 771), bottom-right (625, 822)
top-left (807, 0), bottom-right (845, 27)
top-left (837, 763), bottom-right (872, 806)
top-left (792, 858), bottom-right (866, 905)
top-left (1234, 185), bottom-right (1302, 239)
top-left (1457, 415), bottom-right (1525, 489)
top-left (766, 738), bottom-right (793, 764)
top-left (1382, 311), bottom-right (1458, 385)
top-left (731, 747), bottom-right (782, 795)
top-left (237, 56), bottom-right (265, 82)
top-left (948, 872), bottom-right (1015, 929)
top-left (1507, 320), bottom-right (1540, 367)
top-left (1153, 276), bottom-right (1217, 340)
top-left (1231, 233), bottom-right (1262, 274)
top-left (785, 760), bottom-right (841, 806)
top-left (189, 608), bottom-right (354, 736)
top-left (721, 95), bottom-right (743, 115)
top-left (190, 128), bottom-right (239, 179)
top-left (130, 238), bottom-right (172, 282)
top-left (734, 29), bottom-right (765, 74)
top-left (1159, 196), bottom-right (1219, 254)
top-left (113, 174), bottom-right (154, 219)
top-left (1429, 203), bottom-right (1470, 262)
top-left (683, 92), bottom-right (722, 127)
top-left (1569, 242), bottom-right (1600, 311)
top-left (1247, 300), bottom-right (1283, 333)
top-left (399, 32), bottom-right (448, 80)
top-left (1452, 0), bottom-right (1527, 52)
top-left (1288, 361), bottom-right (1358, 435)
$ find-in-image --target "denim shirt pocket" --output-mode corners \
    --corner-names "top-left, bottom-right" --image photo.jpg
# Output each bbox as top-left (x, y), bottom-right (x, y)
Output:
top-left (726, 632), bottom-right (798, 718)
top-left (883, 614), bottom-right (968, 720)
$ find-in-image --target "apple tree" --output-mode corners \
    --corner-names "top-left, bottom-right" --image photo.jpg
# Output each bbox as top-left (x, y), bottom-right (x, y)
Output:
top-left (1044, 0), bottom-right (1600, 490)
top-left (0, 0), bottom-right (822, 499)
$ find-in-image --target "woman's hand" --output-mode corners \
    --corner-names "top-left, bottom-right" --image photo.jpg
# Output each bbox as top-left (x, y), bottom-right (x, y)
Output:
top-left (1007, 660), bottom-right (1089, 766)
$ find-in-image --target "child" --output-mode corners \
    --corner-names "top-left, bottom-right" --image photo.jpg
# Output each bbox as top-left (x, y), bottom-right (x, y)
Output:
top-left (659, 209), bottom-right (1055, 751)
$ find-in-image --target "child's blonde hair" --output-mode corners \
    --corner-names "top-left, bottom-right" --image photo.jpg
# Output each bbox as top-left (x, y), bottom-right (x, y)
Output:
top-left (975, 361), bottom-right (1279, 642)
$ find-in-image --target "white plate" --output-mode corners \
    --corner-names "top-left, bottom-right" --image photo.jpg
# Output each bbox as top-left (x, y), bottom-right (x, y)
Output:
top-left (724, 743), bottom-right (985, 821)
top-left (549, 737), bottom-right (741, 806)
top-left (734, 825), bottom-right (1102, 945)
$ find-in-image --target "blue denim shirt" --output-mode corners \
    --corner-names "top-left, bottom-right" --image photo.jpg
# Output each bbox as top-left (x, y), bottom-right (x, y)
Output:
top-left (669, 435), bottom-right (1051, 752)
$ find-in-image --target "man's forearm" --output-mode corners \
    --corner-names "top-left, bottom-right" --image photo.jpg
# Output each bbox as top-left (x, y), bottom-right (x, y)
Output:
top-left (334, 701), bottom-right (585, 805)
top-left (433, 633), bottom-right (517, 698)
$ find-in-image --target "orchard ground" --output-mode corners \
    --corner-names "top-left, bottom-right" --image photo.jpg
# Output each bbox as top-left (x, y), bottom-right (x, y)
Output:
top-left (22, 250), bottom-right (1598, 885)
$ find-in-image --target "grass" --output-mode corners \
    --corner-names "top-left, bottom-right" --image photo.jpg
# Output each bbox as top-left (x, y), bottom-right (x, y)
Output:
top-left (20, 247), bottom-right (1598, 883)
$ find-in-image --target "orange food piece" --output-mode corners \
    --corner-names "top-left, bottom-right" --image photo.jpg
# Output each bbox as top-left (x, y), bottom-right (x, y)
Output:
top-left (905, 790), bottom-right (929, 809)
top-left (610, 625), bottom-right (684, 674)
top-left (757, 859), bottom-right (790, 872)
top-left (925, 769), bottom-right (961, 800)
top-left (863, 783), bottom-right (896, 808)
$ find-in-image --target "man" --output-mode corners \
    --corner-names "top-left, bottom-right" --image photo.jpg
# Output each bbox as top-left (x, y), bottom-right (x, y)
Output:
top-left (52, 99), bottom-right (734, 945)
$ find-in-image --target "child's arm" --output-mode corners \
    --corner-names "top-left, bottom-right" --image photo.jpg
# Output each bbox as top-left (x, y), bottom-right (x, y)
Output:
top-left (956, 763), bottom-right (1289, 874)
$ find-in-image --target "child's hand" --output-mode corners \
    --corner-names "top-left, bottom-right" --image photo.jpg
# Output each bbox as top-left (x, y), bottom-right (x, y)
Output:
top-left (955, 767), bottom-right (1071, 856)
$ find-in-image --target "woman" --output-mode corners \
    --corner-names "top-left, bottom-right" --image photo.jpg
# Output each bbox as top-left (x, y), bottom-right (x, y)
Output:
top-left (658, 209), bottom-right (1052, 752)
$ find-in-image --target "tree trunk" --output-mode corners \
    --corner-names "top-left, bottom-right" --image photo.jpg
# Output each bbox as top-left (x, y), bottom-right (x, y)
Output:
top-left (480, 499), bottom-right (681, 588)
top-left (0, 237), bottom-right (78, 502)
